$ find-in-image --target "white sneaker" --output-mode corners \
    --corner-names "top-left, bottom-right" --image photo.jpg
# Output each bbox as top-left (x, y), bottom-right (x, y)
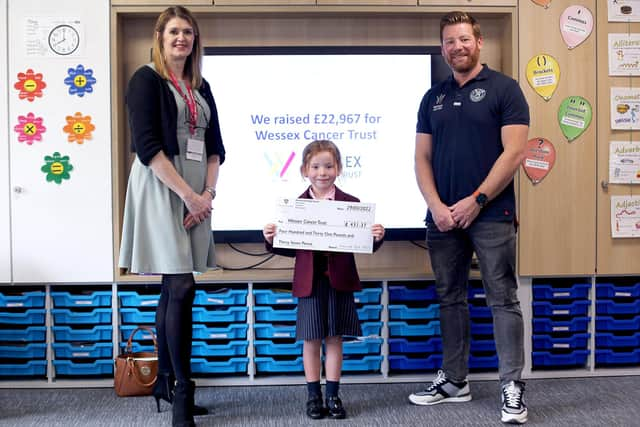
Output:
top-left (501, 381), bottom-right (528, 424)
top-left (408, 370), bottom-right (472, 405)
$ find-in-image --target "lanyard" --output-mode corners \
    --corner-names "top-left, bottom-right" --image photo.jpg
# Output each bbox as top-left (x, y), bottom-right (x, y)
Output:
top-left (168, 71), bottom-right (197, 135)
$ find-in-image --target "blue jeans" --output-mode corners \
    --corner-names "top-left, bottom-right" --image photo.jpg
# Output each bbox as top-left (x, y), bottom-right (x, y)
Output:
top-left (426, 221), bottom-right (524, 385)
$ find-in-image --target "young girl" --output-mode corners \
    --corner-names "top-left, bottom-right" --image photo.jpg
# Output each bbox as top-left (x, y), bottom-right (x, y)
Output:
top-left (263, 140), bottom-right (385, 420)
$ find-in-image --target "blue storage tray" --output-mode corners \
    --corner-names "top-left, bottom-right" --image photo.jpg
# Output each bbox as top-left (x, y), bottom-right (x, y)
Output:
top-left (0, 360), bottom-right (47, 376)
top-left (532, 350), bottom-right (590, 367)
top-left (388, 320), bottom-right (440, 337)
top-left (388, 337), bottom-right (442, 354)
top-left (0, 291), bottom-right (45, 308)
top-left (52, 308), bottom-right (112, 324)
top-left (0, 309), bottom-right (45, 325)
top-left (597, 300), bottom-right (640, 315)
top-left (388, 354), bottom-right (443, 371)
top-left (51, 291), bottom-right (112, 308)
top-left (388, 304), bottom-right (439, 320)
top-left (470, 321), bottom-right (494, 335)
top-left (595, 349), bottom-right (640, 365)
top-left (254, 306), bottom-right (297, 322)
top-left (194, 289), bottom-right (247, 306)
top-left (120, 325), bottom-right (157, 341)
top-left (53, 342), bottom-right (113, 358)
top-left (470, 305), bottom-right (492, 319)
top-left (191, 340), bottom-right (248, 357)
top-left (253, 289), bottom-right (297, 305)
top-left (357, 305), bottom-right (382, 321)
top-left (0, 343), bottom-right (47, 358)
top-left (469, 354), bottom-right (499, 369)
top-left (254, 323), bottom-right (297, 339)
top-left (532, 283), bottom-right (591, 300)
top-left (0, 326), bottom-right (46, 342)
top-left (360, 322), bottom-right (383, 337)
top-left (120, 342), bottom-right (155, 353)
top-left (532, 300), bottom-right (590, 316)
top-left (342, 337), bottom-right (383, 355)
top-left (353, 288), bottom-right (382, 304)
top-left (192, 324), bottom-right (248, 340)
top-left (191, 357), bottom-right (249, 374)
top-left (388, 285), bottom-right (437, 302)
top-left (596, 315), bottom-right (640, 331)
top-left (254, 356), bottom-right (304, 373)
top-left (596, 332), bottom-right (640, 348)
top-left (596, 283), bottom-right (640, 299)
top-left (53, 325), bottom-right (113, 342)
top-left (118, 291), bottom-right (160, 307)
top-left (533, 317), bottom-right (590, 333)
top-left (532, 333), bottom-right (590, 350)
top-left (254, 340), bottom-right (303, 356)
top-left (192, 307), bottom-right (248, 323)
top-left (54, 359), bottom-right (113, 376)
top-left (470, 339), bottom-right (497, 353)
top-left (468, 287), bottom-right (486, 300)
top-left (119, 308), bottom-right (155, 324)
top-left (342, 355), bottom-right (383, 372)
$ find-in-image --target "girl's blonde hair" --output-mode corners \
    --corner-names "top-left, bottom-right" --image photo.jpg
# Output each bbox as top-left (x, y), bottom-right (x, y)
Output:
top-left (300, 140), bottom-right (343, 175)
top-left (151, 6), bottom-right (203, 88)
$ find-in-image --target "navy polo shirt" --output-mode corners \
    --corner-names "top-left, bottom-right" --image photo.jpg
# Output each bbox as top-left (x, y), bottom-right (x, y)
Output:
top-left (416, 64), bottom-right (529, 223)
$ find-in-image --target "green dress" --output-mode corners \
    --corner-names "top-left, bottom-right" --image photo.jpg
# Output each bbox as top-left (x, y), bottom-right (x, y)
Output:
top-left (119, 65), bottom-right (216, 274)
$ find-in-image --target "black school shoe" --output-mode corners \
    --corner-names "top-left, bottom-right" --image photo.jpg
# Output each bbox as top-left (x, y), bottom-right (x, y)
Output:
top-left (306, 395), bottom-right (326, 419)
top-left (326, 396), bottom-right (346, 419)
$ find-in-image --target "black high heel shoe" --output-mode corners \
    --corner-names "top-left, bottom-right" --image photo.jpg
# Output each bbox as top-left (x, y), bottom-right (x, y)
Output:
top-left (153, 373), bottom-right (209, 416)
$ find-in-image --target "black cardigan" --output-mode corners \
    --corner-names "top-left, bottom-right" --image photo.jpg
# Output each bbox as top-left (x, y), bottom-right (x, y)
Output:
top-left (125, 65), bottom-right (225, 166)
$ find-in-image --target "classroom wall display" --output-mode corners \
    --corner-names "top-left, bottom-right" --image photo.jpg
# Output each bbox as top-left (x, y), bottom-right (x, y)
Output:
top-left (522, 137), bottom-right (556, 185)
top-left (609, 33), bottom-right (640, 76)
top-left (14, 113), bottom-right (46, 145)
top-left (610, 141), bottom-right (640, 184)
top-left (41, 152), bottom-right (73, 184)
top-left (608, 0), bottom-right (640, 22)
top-left (557, 96), bottom-right (592, 142)
top-left (559, 5), bottom-right (594, 50)
top-left (63, 64), bottom-right (96, 97)
top-left (531, 0), bottom-right (552, 8)
top-left (13, 69), bottom-right (46, 102)
top-left (63, 112), bottom-right (95, 144)
top-left (612, 195), bottom-right (640, 238)
top-left (526, 54), bottom-right (560, 101)
top-left (611, 87), bottom-right (640, 129)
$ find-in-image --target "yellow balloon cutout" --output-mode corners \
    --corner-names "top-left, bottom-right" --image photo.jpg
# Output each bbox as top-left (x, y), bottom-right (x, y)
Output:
top-left (526, 54), bottom-right (560, 101)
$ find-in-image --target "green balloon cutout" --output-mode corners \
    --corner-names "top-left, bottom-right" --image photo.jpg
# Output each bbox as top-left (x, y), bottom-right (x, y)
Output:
top-left (557, 96), bottom-right (592, 142)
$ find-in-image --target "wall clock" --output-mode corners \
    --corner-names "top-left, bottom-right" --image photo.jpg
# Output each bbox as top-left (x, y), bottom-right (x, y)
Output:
top-left (48, 24), bottom-right (79, 56)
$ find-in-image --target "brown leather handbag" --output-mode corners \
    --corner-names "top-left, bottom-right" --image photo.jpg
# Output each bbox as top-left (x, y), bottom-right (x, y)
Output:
top-left (114, 325), bottom-right (158, 397)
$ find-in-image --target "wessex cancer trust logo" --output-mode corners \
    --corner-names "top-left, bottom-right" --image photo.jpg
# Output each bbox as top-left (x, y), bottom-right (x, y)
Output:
top-left (264, 151), bottom-right (296, 179)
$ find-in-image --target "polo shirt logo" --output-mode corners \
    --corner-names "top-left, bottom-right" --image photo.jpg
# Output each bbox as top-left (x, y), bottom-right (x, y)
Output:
top-left (432, 93), bottom-right (446, 111)
top-left (470, 88), bottom-right (486, 102)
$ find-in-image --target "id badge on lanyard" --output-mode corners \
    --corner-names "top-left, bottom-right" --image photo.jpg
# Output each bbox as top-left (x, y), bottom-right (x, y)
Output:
top-left (186, 138), bottom-right (204, 162)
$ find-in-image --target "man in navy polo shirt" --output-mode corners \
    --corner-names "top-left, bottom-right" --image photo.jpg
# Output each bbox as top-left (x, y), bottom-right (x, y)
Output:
top-left (409, 11), bottom-right (529, 425)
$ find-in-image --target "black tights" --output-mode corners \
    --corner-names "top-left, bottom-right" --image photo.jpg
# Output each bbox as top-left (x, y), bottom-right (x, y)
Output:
top-left (156, 273), bottom-right (196, 383)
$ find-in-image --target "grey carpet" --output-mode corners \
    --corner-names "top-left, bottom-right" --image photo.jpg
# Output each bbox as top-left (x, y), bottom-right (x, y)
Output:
top-left (0, 376), bottom-right (638, 426)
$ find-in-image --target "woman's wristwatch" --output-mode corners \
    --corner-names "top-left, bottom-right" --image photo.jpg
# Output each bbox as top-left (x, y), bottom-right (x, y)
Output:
top-left (205, 186), bottom-right (216, 199)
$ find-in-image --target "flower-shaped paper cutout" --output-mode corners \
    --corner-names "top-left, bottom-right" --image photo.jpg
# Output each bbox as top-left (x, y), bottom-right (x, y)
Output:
top-left (63, 112), bottom-right (95, 144)
top-left (14, 113), bottom-right (46, 145)
top-left (63, 64), bottom-right (96, 97)
top-left (14, 69), bottom-right (46, 102)
top-left (41, 152), bottom-right (73, 184)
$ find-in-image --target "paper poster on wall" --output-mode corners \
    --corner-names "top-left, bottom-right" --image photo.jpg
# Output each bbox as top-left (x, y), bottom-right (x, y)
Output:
top-left (559, 6), bottom-right (593, 50)
top-left (557, 96), bottom-right (592, 142)
top-left (611, 87), bottom-right (640, 129)
top-left (64, 64), bottom-right (96, 97)
top-left (24, 17), bottom-right (83, 57)
top-left (63, 112), bottom-right (95, 144)
top-left (41, 152), bottom-right (73, 184)
top-left (522, 137), bottom-right (556, 185)
top-left (609, 33), bottom-right (640, 75)
top-left (526, 54), bottom-right (560, 101)
top-left (610, 141), bottom-right (640, 183)
top-left (14, 113), bottom-right (46, 145)
top-left (612, 195), bottom-right (640, 238)
top-left (14, 69), bottom-right (46, 102)
top-left (608, 0), bottom-right (640, 22)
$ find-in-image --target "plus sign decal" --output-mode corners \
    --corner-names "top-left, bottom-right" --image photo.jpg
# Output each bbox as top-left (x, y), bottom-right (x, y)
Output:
top-left (14, 69), bottom-right (47, 102)
top-left (63, 112), bottom-right (95, 144)
top-left (14, 113), bottom-right (47, 145)
top-left (64, 64), bottom-right (96, 97)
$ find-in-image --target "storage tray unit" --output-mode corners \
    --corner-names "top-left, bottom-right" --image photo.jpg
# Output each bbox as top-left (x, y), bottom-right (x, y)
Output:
top-left (531, 279), bottom-right (591, 370)
top-left (1, 287), bottom-right (47, 378)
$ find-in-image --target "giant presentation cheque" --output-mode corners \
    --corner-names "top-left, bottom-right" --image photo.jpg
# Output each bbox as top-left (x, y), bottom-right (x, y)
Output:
top-left (273, 198), bottom-right (376, 254)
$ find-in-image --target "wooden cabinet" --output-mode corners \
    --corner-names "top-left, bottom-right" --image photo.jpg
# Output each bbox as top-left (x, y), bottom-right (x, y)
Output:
top-left (418, 0), bottom-right (517, 6)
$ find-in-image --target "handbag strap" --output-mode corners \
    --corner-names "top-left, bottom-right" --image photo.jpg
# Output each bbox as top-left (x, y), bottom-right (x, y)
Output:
top-left (126, 325), bottom-right (158, 353)
top-left (127, 357), bottom-right (157, 387)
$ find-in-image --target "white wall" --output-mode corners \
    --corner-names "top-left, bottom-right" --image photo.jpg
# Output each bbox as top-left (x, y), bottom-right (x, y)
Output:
top-left (7, 0), bottom-right (113, 282)
top-left (0, 0), bottom-right (11, 282)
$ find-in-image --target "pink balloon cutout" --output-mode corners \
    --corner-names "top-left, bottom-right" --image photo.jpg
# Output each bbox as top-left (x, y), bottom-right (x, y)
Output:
top-left (559, 5), bottom-right (594, 50)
